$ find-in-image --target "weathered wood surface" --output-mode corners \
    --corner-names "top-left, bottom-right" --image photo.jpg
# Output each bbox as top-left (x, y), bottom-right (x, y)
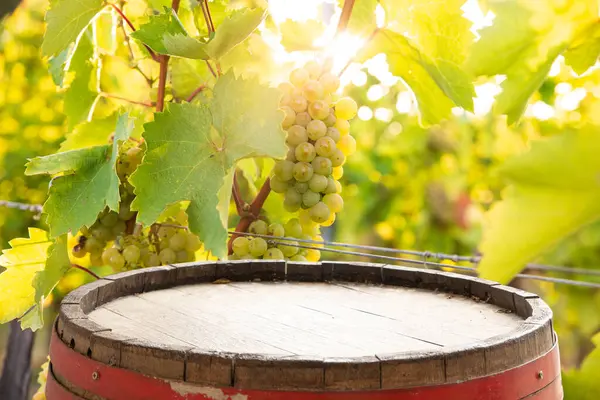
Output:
top-left (54, 261), bottom-right (555, 391)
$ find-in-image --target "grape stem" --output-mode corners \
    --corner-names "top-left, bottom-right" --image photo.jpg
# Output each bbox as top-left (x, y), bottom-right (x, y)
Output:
top-left (186, 84), bottom-right (207, 102)
top-left (156, 0), bottom-right (181, 112)
top-left (100, 92), bottom-right (153, 107)
top-left (71, 264), bottom-right (101, 280)
top-left (228, 178), bottom-right (271, 254)
top-left (199, 0), bottom-right (222, 75)
top-left (232, 172), bottom-right (245, 215)
top-left (109, 3), bottom-right (160, 62)
top-left (335, 0), bottom-right (356, 36)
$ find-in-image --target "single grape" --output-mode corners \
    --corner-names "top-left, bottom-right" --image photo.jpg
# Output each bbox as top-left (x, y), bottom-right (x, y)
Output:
top-left (302, 191), bottom-right (321, 208)
top-left (268, 223), bottom-right (285, 237)
top-left (302, 221), bottom-right (319, 236)
top-left (278, 242), bottom-right (299, 257)
top-left (306, 248), bottom-right (321, 262)
top-left (249, 220), bottom-right (268, 235)
top-left (249, 237), bottom-right (268, 257)
top-left (100, 212), bottom-right (119, 227)
top-left (286, 146), bottom-right (297, 162)
top-left (306, 120), bottom-right (327, 141)
top-left (295, 181), bottom-right (309, 194)
top-left (311, 156), bottom-right (333, 176)
top-left (335, 97), bottom-right (358, 120)
top-left (264, 248), bottom-right (285, 260)
top-left (304, 80), bottom-right (324, 102)
top-left (285, 218), bottom-right (303, 238)
top-left (334, 180), bottom-right (342, 193)
top-left (123, 245), bottom-right (141, 263)
top-left (185, 233), bottom-right (202, 252)
top-left (290, 255), bottom-right (307, 262)
top-left (321, 212), bottom-right (336, 227)
top-left (176, 250), bottom-right (192, 263)
top-left (169, 231), bottom-right (188, 251)
top-left (290, 68), bottom-right (309, 87)
top-left (319, 72), bottom-right (340, 93)
top-left (293, 162), bottom-right (314, 182)
top-left (92, 226), bottom-right (112, 241)
top-left (143, 253), bottom-right (161, 267)
top-left (299, 209), bottom-right (314, 227)
top-left (330, 149), bottom-right (346, 167)
top-left (274, 160), bottom-right (295, 181)
top-left (286, 125), bottom-right (308, 146)
top-left (304, 61), bottom-right (322, 79)
top-left (308, 174), bottom-right (328, 193)
top-left (278, 82), bottom-right (294, 94)
top-left (281, 106), bottom-right (296, 129)
top-left (280, 93), bottom-right (291, 107)
top-left (324, 112), bottom-right (337, 127)
top-left (159, 248), bottom-right (177, 264)
top-left (338, 134), bottom-right (357, 156)
top-left (315, 136), bottom-right (336, 157)
top-left (309, 202), bottom-right (331, 223)
top-left (102, 247), bottom-right (120, 265)
top-left (90, 252), bottom-right (104, 267)
top-left (325, 177), bottom-right (338, 194)
top-left (84, 236), bottom-right (102, 253)
top-left (326, 127), bottom-right (341, 142)
top-left (295, 142), bottom-right (316, 162)
top-left (119, 203), bottom-right (136, 220)
top-left (112, 220), bottom-right (127, 235)
top-left (233, 236), bottom-right (250, 256)
top-left (312, 235), bottom-right (325, 249)
top-left (284, 188), bottom-right (302, 212)
top-left (72, 245), bottom-right (87, 258)
top-left (270, 176), bottom-right (289, 193)
top-left (332, 166), bottom-right (344, 180)
top-left (295, 111), bottom-right (311, 127)
top-left (308, 100), bottom-right (330, 120)
top-left (335, 119), bottom-right (350, 135)
top-left (323, 193), bottom-right (344, 213)
top-left (290, 96), bottom-right (308, 113)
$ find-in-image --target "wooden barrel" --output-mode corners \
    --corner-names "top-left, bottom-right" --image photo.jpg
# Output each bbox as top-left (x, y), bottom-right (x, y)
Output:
top-left (47, 261), bottom-right (561, 400)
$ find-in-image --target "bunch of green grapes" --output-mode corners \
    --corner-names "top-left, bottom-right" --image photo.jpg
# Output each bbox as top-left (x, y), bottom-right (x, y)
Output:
top-left (274, 61), bottom-right (357, 229)
top-left (70, 139), bottom-right (202, 271)
top-left (231, 219), bottom-right (322, 262)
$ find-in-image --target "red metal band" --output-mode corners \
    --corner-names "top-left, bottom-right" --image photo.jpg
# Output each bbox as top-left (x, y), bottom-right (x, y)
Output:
top-left (48, 326), bottom-right (562, 400)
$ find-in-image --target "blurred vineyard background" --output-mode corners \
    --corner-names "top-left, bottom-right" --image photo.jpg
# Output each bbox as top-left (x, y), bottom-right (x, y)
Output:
top-left (1, 0), bottom-right (600, 398)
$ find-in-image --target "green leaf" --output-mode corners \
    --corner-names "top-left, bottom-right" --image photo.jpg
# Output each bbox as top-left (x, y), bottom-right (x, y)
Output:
top-left (466, 0), bottom-right (598, 123)
top-left (25, 113), bottom-right (133, 236)
top-left (130, 72), bottom-right (286, 257)
top-left (359, 29), bottom-right (458, 125)
top-left (206, 8), bottom-right (266, 60)
top-left (564, 24), bottom-right (600, 75)
top-left (0, 229), bottom-right (51, 328)
top-left (59, 114), bottom-right (118, 152)
top-left (42, 0), bottom-right (105, 57)
top-left (130, 11), bottom-right (188, 54)
top-left (193, 0), bottom-right (230, 38)
top-left (163, 34), bottom-right (209, 59)
top-left (170, 58), bottom-right (215, 99)
top-left (382, 0), bottom-right (474, 113)
top-left (33, 235), bottom-right (70, 309)
top-left (338, 0), bottom-right (377, 36)
top-left (64, 29), bottom-right (100, 130)
top-left (563, 333), bottom-right (600, 400)
top-left (478, 131), bottom-right (600, 284)
top-left (48, 45), bottom-right (72, 87)
top-left (279, 19), bottom-right (325, 52)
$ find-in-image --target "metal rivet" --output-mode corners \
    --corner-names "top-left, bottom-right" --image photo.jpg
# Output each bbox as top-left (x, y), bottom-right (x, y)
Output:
top-left (537, 371), bottom-right (543, 380)
top-left (92, 371), bottom-right (99, 380)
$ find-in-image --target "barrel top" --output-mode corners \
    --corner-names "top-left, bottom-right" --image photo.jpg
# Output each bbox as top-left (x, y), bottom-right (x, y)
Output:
top-left (57, 261), bottom-right (555, 390)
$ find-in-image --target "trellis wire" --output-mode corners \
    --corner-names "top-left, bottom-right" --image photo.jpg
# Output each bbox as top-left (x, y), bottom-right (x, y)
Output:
top-left (228, 231), bottom-right (600, 289)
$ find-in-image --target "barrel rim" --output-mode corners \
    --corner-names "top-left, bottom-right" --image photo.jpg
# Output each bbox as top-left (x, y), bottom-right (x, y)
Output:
top-left (56, 261), bottom-right (555, 391)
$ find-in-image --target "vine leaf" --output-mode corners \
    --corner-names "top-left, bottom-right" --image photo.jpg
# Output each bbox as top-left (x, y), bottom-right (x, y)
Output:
top-left (0, 229), bottom-right (69, 331)
top-left (131, 7), bottom-right (265, 61)
top-left (25, 114), bottom-right (133, 237)
top-left (563, 333), bottom-right (600, 400)
top-left (564, 24), bottom-right (600, 75)
top-left (170, 58), bottom-right (215, 99)
top-left (359, 29), bottom-right (461, 125)
top-left (64, 29), bottom-right (100, 130)
top-left (467, 0), bottom-right (598, 124)
top-left (130, 72), bottom-right (286, 258)
top-left (279, 19), bottom-right (325, 52)
top-left (478, 131), bottom-right (600, 284)
top-left (42, 0), bottom-right (105, 57)
top-left (60, 113), bottom-right (119, 152)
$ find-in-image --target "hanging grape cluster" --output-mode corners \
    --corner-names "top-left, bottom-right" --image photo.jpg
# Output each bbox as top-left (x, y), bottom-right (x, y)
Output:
top-left (231, 61), bottom-right (357, 262)
top-left (70, 140), bottom-right (202, 271)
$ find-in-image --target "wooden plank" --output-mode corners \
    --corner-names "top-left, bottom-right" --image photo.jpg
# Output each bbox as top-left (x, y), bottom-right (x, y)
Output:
top-left (234, 355), bottom-right (324, 390)
top-left (120, 340), bottom-right (190, 381)
top-left (379, 351), bottom-right (445, 388)
top-left (323, 356), bottom-right (380, 390)
top-left (286, 261), bottom-right (323, 282)
top-left (186, 351), bottom-right (233, 387)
